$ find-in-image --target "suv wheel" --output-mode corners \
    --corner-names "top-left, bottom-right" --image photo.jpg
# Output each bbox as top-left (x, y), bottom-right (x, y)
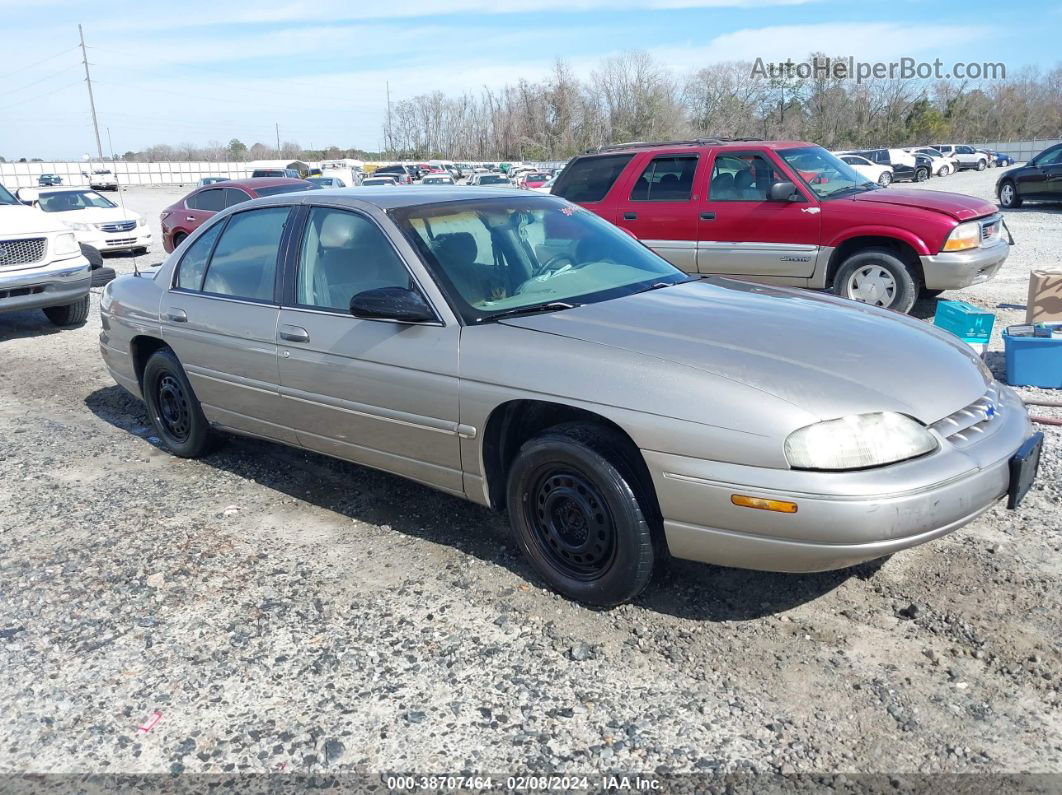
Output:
top-left (977, 159), bottom-right (987, 171)
top-left (833, 248), bottom-right (917, 314)
top-left (172, 232), bottom-right (188, 249)
top-left (142, 348), bottom-right (218, 458)
top-left (938, 165), bottom-right (951, 177)
top-left (914, 167), bottom-right (929, 182)
top-left (43, 295), bottom-right (90, 327)
top-left (999, 180), bottom-right (1022, 209)
top-left (877, 171), bottom-right (892, 187)
top-left (506, 423), bottom-right (657, 606)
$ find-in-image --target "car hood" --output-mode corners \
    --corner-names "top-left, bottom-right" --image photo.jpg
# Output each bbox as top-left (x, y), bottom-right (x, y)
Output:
top-left (844, 188), bottom-right (996, 221)
top-left (50, 207), bottom-right (140, 225)
top-left (0, 203), bottom-right (69, 235)
top-left (500, 279), bottom-right (988, 424)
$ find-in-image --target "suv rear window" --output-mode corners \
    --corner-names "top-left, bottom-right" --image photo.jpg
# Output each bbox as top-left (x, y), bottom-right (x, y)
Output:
top-left (552, 154), bottom-right (633, 203)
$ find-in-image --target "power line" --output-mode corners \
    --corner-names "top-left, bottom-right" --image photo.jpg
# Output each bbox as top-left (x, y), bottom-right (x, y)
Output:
top-left (0, 79), bottom-right (83, 113)
top-left (0, 45), bottom-right (78, 81)
top-left (0, 63), bottom-right (82, 97)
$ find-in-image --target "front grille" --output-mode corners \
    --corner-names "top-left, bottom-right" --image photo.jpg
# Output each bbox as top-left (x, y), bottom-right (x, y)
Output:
top-left (105, 237), bottom-right (137, 245)
top-left (98, 220), bottom-right (137, 233)
top-left (0, 285), bottom-right (45, 300)
top-left (980, 215), bottom-right (1002, 242)
top-left (931, 384), bottom-right (1003, 448)
top-left (0, 237), bottom-right (46, 268)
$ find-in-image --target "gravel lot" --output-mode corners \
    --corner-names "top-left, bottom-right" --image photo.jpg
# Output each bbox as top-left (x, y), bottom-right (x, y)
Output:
top-left (0, 171), bottom-right (1059, 780)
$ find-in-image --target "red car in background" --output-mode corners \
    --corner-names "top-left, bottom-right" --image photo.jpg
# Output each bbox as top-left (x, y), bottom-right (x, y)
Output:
top-left (161, 177), bottom-right (314, 252)
top-left (520, 172), bottom-right (552, 189)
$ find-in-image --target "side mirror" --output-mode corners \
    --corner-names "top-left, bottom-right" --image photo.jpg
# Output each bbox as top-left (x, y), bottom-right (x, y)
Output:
top-left (17, 187), bottom-right (39, 204)
top-left (350, 286), bottom-right (435, 323)
top-left (768, 181), bottom-right (801, 201)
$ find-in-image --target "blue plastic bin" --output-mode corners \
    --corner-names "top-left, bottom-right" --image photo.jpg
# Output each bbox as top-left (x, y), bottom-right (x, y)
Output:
top-left (933, 300), bottom-right (994, 344)
top-left (1002, 326), bottom-right (1062, 388)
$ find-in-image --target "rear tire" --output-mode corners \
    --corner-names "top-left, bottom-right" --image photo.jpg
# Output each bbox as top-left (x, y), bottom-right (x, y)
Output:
top-left (142, 348), bottom-right (217, 458)
top-left (506, 423), bottom-right (657, 606)
top-left (171, 232), bottom-right (188, 249)
top-left (877, 171), bottom-right (893, 187)
top-left (43, 295), bottom-right (90, 327)
top-left (914, 167), bottom-right (929, 182)
top-left (938, 165), bottom-right (951, 177)
top-left (833, 248), bottom-right (917, 314)
top-left (977, 159), bottom-right (987, 171)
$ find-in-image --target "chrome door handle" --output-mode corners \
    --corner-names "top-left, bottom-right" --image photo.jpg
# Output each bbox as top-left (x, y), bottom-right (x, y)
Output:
top-left (279, 325), bottom-right (309, 343)
top-left (166, 308), bottom-right (188, 323)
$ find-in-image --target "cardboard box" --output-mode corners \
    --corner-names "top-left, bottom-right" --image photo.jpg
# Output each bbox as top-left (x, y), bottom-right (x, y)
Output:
top-left (1026, 269), bottom-right (1062, 324)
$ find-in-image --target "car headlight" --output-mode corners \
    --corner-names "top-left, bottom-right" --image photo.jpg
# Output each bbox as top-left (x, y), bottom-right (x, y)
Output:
top-left (52, 232), bottom-right (81, 257)
top-left (784, 412), bottom-right (938, 470)
top-left (67, 222), bottom-right (93, 231)
top-left (137, 216), bottom-right (146, 227)
top-left (942, 221), bottom-right (981, 252)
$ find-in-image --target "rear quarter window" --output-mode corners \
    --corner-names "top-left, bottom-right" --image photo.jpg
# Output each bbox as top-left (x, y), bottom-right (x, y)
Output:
top-left (551, 154), bottom-right (633, 203)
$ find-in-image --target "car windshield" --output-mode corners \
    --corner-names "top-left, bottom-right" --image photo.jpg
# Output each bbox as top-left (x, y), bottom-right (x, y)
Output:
top-left (38, 190), bottom-right (116, 212)
top-left (254, 183), bottom-right (315, 197)
top-left (392, 197), bottom-right (687, 323)
top-left (0, 184), bottom-right (17, 205)
top-left (778, 146), bottom-right (877, 199)
top-left (525, 174), bottom-right (549, 181)
top-left (479, 175), bottom-right (510, 185)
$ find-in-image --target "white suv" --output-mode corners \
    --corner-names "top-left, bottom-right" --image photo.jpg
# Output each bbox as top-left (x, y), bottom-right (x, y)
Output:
top-left (0, 183), bottom-right (92, 326)
top-left (84, 169), bottom-right (118, 190)
top-left (930, 145), bottom-right (989, 171)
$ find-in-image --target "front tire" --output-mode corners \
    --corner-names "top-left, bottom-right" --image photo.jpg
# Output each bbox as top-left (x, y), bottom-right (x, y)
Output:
top-left (999, 180), bottom-right (1022, 208)
top-left (506, 424), bottom-right (657, 606)
top-left (914, 167), bottom-right (929, 182)
top-left (833, 248), bottom-right (917, 314)
top-left (878, 171), bottom-right (893, 187)
top-left (938, 165), bottom-right (951, 177)
top-left (142, 348), bottom-right (217, 458)
top-left (43, 295), bottom-right (90, 327)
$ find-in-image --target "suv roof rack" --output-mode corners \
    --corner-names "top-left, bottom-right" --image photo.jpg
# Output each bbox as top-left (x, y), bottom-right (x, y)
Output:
top-left (589, 137), bottom-right (764, 153)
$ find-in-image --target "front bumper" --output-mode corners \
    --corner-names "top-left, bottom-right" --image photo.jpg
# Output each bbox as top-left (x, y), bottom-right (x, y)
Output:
top-left (75, 227), bottom-right (151, 253)
top-left (920, 240), bottom-right (1009, 290)
top-left (647, 383), bottom-right (1033, 572)
top-left (0, 257), bottom-right (91, 314)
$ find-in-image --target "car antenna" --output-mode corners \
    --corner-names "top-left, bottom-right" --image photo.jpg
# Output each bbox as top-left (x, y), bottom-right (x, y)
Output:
top-left (105, 152), bottom-right (141, 277)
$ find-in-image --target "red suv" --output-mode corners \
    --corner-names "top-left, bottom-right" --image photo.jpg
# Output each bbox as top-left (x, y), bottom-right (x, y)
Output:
top-left (552, 139), bottom-right (1009, 313)
top-left (161, 178), bottom-right (315, 252)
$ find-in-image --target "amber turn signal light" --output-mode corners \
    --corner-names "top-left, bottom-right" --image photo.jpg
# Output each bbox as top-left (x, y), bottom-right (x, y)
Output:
top-left (730, 494), bottom-right (798, 513)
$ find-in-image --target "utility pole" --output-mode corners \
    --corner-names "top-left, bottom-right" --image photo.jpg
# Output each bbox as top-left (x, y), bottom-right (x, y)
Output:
top-left (106, 127), bottom-right (114, 160)
top-left (275, 122), bottom-right (281, 154)
top-left (79, 24), bottom-right (104, 162)
top-left (386, 81), bottom-right (392, 156)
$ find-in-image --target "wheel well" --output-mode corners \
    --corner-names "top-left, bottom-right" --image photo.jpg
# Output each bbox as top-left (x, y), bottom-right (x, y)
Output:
top-left (481, 400), bottom-right (660, 519)
top-left (129, 335), bottom-right (169, 388)
top-left (827, 236), bottom-right (924, 288)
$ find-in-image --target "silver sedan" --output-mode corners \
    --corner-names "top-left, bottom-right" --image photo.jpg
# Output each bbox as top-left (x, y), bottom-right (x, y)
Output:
top-left (98, 187), bottom-right (1042, 605)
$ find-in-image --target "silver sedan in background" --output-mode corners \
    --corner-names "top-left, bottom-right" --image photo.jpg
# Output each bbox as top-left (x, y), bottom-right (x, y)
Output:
top-left (98, 187), bottom-right (1041, 605)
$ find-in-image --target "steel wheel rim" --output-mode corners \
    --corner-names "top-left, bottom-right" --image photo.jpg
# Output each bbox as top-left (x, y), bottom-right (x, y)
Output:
top-left (525, 467), bottom-right (616, 581)
top-left (846, 264), bottom-right (896, 307)
top-left (156, 374), bottom-right (191, 442)
top-left (879, 173), bottom-right (891, 186)
top-left (1001, 184), bottom-right (1014, 205)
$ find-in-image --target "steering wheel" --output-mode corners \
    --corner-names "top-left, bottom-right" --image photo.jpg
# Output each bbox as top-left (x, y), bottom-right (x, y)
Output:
top-left (532, 253), bottom-right (576, 277)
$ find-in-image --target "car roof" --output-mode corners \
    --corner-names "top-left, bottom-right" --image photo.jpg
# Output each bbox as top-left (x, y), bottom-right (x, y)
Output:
top-left (253, 185), bottom-right (550, 210)
top-left (585, 139), bottom-right (814, 156)
top-left (202, 177), bottom-right (308, 190)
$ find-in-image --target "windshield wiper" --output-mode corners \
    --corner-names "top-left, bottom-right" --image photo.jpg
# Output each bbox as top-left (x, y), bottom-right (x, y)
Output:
top-left (482, 301), bottom-right (578, 323)
top-left (823, 182), bottom-right (878, 199)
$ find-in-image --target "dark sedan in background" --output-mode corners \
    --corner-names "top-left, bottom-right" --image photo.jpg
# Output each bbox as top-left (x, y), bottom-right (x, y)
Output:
top-left (161, 177), bottom-right (316, 251)
top-left (996, 143), bottom-right (1062, 208)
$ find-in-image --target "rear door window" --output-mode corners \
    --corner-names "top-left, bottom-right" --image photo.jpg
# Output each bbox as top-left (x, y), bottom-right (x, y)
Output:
top-left (224, 188), bottom-right (250, 208)
top-left (551, 154), bottom-right (633, 203)
top-left (188, 188), bottom-right (225, 212)
top-left (630, 155), bottom-right (698, 201)
top-left (201, 207), bottom-right (291, 302)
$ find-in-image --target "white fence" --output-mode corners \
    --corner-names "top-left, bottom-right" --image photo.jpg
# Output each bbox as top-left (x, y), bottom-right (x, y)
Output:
top-left (970, 138), bottom-right (1061, 162)
top-left (0, 161), bottom-right (253, 189)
